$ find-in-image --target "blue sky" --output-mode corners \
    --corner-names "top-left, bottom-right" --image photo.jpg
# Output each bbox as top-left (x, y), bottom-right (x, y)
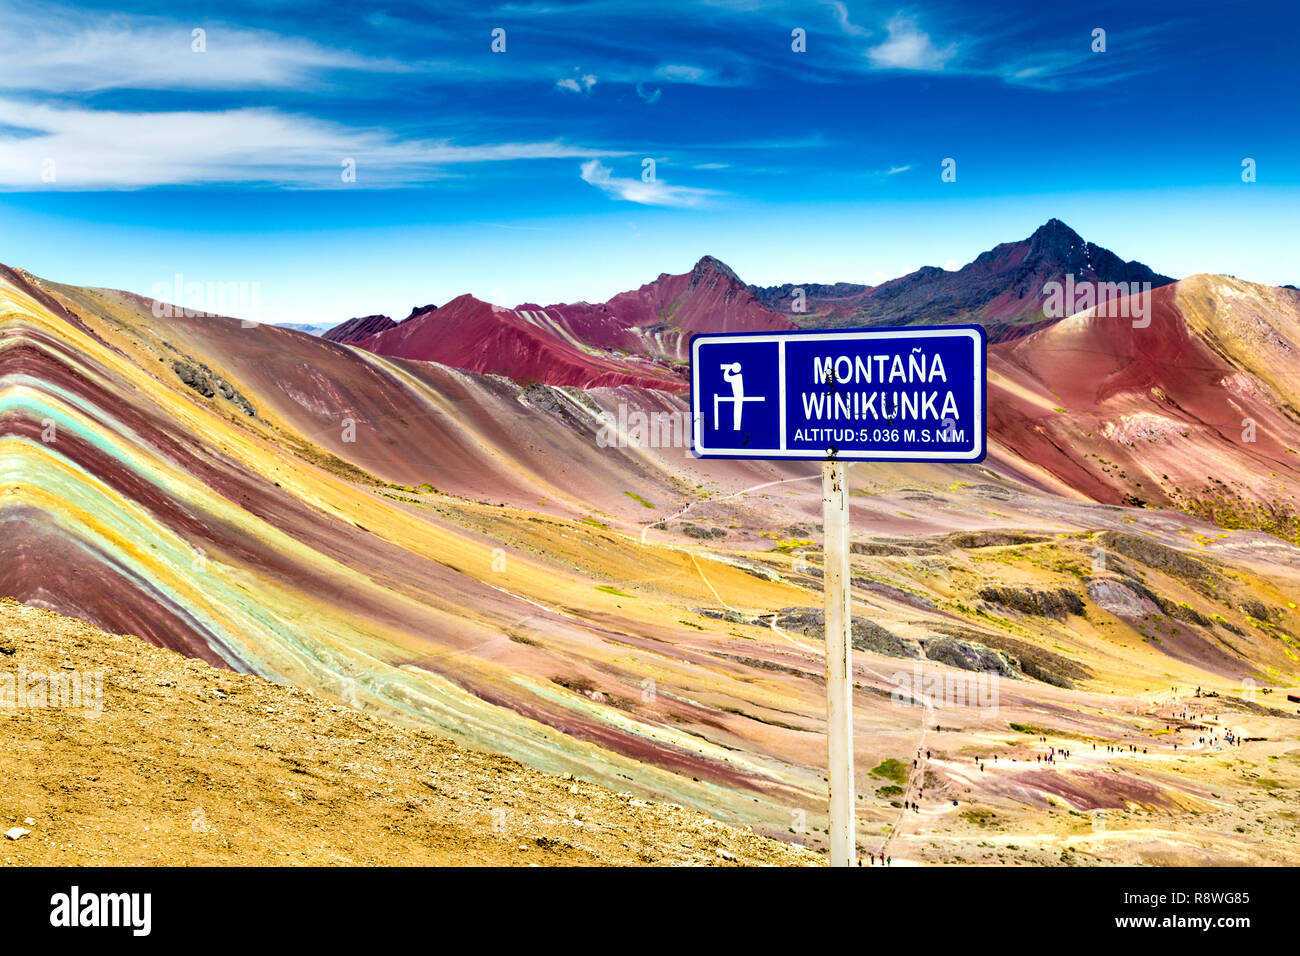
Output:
top-left (0, 0), bottom-right (1296, 324)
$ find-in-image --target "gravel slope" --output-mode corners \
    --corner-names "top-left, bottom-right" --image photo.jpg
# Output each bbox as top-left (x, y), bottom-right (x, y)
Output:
top-left (0, 599), bottom-right (820, 867)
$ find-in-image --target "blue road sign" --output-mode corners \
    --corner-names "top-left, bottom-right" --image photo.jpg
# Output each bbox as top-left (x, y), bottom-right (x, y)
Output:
top-left (690, 325), bottom-right (986, 461)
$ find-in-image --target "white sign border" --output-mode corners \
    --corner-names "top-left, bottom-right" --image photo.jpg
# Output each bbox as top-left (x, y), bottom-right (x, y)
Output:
top-left (690, 326), bottom-right (986, 461)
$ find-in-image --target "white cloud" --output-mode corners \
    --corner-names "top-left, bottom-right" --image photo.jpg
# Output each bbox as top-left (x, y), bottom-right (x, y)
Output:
top-left (887, 164), bottom-right (911, 175)
top-left (0, 98), bottom-right (627, 188)
top-left (0, 5), bottom-right (405, 93)
top-left (555, 73), bottom-right (597, 94)
top-left (867, 15), bottom-right (957, 71)
top-left (579, 160), bottom-right (718, 208)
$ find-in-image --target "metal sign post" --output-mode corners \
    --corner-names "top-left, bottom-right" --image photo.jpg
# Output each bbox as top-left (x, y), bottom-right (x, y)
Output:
top-left (690, 325), bottom-right (987, 868)
top-left (821, 458), bottom-right (854, 866)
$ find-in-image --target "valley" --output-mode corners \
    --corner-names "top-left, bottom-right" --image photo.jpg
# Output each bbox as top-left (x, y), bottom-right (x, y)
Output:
top-left (4, 220), bottom-right (1300, 864)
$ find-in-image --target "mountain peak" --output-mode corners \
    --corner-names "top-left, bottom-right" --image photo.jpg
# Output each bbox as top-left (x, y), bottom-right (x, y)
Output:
top-left (750, 218), bottom-right (1174, 339)
top-left (403, 303), bottom-right (437, 322)
top-left (1033, 217), bottom-right (1080, 236)
top-left (690, 255), bottom-right (741, 285)
top-left (1027, 218), bottom-right (1085, 257)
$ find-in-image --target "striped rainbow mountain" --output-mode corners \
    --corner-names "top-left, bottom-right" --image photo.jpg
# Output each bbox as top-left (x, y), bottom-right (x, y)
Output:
top-left (5, 220), bottom-right (1300, 861)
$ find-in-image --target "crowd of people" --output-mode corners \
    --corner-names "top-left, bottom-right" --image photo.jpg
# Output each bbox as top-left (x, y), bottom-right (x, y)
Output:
top-left (861, 688), bottom-right (1249, 866)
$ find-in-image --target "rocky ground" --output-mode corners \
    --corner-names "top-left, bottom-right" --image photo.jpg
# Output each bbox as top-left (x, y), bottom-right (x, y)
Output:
top-left (0, 599), bottom-right (820, 866)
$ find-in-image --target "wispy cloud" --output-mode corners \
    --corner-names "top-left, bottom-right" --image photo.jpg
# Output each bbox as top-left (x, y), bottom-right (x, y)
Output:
top-left (0, 99), bottom-right (626, 188)
top-left (648, 60), bottom-right (752, 87)
top-left (989, 24), bottom-right (1170, 91)
top-left (0, 4), bottom-right (406, 93)
top-left (826, 1), bottom-right (870, 38)
top-left (579, 160), bottom-right (718, 208)
top-left (887, 164), bottom-right (911, 175)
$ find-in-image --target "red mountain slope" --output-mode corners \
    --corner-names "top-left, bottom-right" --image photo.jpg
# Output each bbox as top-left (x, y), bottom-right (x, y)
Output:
top-left (344, 256), bottom-right (791, 388)
top-left (597, 255), bottom-right (794, 360)
top-left (355, 293), bottom-right (685, 390)
top-left (323, 313), bottom-right (397, 344)
top-left (987, 275), bottom-right (1300, 525)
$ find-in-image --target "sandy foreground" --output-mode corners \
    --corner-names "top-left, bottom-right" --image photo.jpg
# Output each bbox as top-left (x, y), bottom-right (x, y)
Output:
top-left (0, 599), bottom-right (820, 867)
